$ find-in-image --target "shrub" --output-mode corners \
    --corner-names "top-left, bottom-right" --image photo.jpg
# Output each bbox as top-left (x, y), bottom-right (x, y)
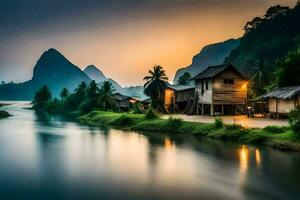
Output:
top-left (214, 117), bottom-right (224, 128)
top-left (289, 107), bottom-right (300, 134)
top-left (112, 115), bottom-right (135, 126)
top-left (225, 123), bottom-right (243, 130)
top-left (0, 110), bottom-right (11, 119)
top-left (167, 116), bottom-right (183, 128)
top-left (263, 125), bottom-right (287, 134)
top-left (145, 108), bottom-right (159, 119)
top-left (132, 102), bottom-right (143, 114)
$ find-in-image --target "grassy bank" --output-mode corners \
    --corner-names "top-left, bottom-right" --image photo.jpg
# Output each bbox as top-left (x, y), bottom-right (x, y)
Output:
top-left (0, 110), bottom-right (11, 120)
top-left (79, 111), bottom-right (300, 151)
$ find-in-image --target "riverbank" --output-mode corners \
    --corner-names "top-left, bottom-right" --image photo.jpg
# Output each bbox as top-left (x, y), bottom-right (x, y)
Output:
top-left (79, 111), bottom-right (300, 151)
top-left (0, 111), bottom-right (11, 120)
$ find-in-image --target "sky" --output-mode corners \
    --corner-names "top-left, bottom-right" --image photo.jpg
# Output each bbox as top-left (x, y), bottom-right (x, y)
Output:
top-left (0, 0), bottom-right (296, 86)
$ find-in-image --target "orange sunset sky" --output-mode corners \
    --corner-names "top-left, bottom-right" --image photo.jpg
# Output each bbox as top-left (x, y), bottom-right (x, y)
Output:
top-left (0, 0), bottom-right (296, 86)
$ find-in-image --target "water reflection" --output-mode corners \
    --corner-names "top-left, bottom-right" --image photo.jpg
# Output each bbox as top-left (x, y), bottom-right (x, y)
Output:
top-left (0, 102), bottom-right (300, 199)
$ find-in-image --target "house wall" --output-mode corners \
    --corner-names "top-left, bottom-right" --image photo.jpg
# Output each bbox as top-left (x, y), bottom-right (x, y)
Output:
top-left (268, 98), bottom-right (297, 114)
top-left (212, 70), bottom-right (247, 105)
top-left (196, 80), bottom-right (213, 104)
top-left (164, 88), bottom-right (175, 106)
top-left (176, 89), bottom-right (194, 103)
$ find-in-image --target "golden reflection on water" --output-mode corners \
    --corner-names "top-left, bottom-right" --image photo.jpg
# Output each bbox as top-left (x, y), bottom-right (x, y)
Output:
top-left (164, 138), bottom-right (175, 150)
top-left (239, 145), bottom-right (249, 185)
top-left (255, 149), bottom-right (261, 167)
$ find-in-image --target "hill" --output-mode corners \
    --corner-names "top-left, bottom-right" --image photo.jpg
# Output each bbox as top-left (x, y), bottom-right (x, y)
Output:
top-left (0, 49), bottom-right (91, 100)
top-left (173, 39), bottom-right (240, 83)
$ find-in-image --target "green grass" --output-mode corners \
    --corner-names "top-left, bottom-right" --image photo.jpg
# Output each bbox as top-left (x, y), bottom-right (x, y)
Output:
top-left (79, 111), bottom-right (300, 151)
top-left (0, 110), bottom-right (11, 119)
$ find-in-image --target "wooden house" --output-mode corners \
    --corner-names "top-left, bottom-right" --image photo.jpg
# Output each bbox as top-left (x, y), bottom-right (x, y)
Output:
top-left (113, 93), bottom-right (138, 111)
top-left (189, 64), bottom-right (248, 116)
top-left (259, 86), bottom-right (300, 118)
top-left (164, 85), bottom-right (195, 113)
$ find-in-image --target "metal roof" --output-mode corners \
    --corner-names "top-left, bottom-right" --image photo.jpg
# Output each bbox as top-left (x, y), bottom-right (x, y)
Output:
top-left (191, 64), bottom-right (247, 80)
top-left (262, 86), bottom-right (300, 99)
top-left (113, 93), bottom-right (132, 101)
top-left (167, 85), bottom-right (195, 92)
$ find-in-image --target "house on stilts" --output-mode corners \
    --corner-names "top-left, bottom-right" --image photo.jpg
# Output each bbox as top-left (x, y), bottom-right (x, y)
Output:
top-left (184, 64), bottom-right (248, 116)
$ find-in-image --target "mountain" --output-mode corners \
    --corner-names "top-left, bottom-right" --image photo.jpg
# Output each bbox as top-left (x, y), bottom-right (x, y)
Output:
top-left (83, 65), bottom-right (146, 99)
top-left (83, 65), bottom-right (107, 83)
top-left (173, 39), bottom-right (240, 83)
top-left (225, 4), bottom-right (300, 77)
top-left (0, 48), bottom-right (91, 100)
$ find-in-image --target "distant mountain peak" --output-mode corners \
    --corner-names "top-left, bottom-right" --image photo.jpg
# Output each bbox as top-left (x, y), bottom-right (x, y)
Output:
top-left (83, 65), bottom-right (107, 82)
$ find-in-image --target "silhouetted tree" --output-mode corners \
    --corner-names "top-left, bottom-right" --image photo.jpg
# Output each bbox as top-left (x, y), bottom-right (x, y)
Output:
top-left (60, 88), bottom-right (69, 100)
top-left (97, 81), bottom-right (116, 110)
top-left (178, 72), bottom-right (192, 85)
top-left (32, 85), bottom-right (52, 110)
top-left (143, 65), bottom-right (169, 111)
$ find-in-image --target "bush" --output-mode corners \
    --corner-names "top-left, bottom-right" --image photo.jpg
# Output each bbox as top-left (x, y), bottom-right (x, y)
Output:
top-left (263, 125), bottom-right (287, 134)
top-left (112, 115), bottom-right (135, 126)
top-left (289, 107), bottom-right (300, 134)
top-left (0, 111), bottom-right (11, 119)
top-left (167, 116), bottom-right (183, 128)
top-left (214, 117), bottom-right (224, 128)
top-left (145, 108), bottom-right (159, 119)
top-left (225, 123), bottom-right (243, 130)
top-left (132, 102), bottom-right (143, 114)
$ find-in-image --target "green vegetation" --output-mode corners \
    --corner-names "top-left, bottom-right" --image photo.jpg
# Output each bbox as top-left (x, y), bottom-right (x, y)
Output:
top-left (177, 72), bottom-right (192, 85)
top-left (289, 107), bottom-right (300, 134)
top-left (0, 111), bottom-right (11, 119)
top-left (32, 80), bottom-right (118, 115)
top-left (214, 117), bottom-right (224, 128)
top-left (143, 65), bottom-right (168, 112)
top-left (80, 111), bottom-right (300, 151)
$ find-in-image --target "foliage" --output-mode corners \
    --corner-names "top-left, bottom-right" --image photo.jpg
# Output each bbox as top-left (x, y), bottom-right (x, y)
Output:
top-left (132, 102), bottom-right (144, 114)
top-left (275, 47), bottom-right (300, 87)
top-left (97, 81), bottom-right (116, 111)
top-left (225, 123), bottom-right (243, 130)
top-left (143, 65), bottom-right (169, 112)
top-left (145, 108), bottom-right (159, 119)
top-left (0, 111), bottom-right (11, 119)
top-left (60, 88), bottom-right (69, 100)
top-left (289, 107), bottom-right (300, 134)
top-left (214, 117), bottom-right (224, 128)
top-left (32, 85), bottom-right (52, 110)
top-left (178, 72), bottom-right (192, 85)
top-left (263, 125), bottom-right (287, 134)
top-left (111, 114), bottom-right (136, 126)
top-left (167, 116), bottom-right (183, 128)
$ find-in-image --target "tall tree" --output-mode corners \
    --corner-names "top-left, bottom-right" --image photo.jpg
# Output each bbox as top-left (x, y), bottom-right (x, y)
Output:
top-left (275, 48), bottom-right (300, 87)
top-left (178, 72), bottom-right (192, 85)
top-left (97, 81), bottom-right (116, 110)
top-left (143, 65), bottom-right (169, 111)
top-left (60, 88), bottom-right (69, 100)
top-left (32, 85), bottom-right (52, 110)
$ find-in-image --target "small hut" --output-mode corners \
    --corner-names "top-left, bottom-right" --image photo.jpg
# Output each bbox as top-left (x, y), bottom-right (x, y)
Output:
top-left (164, 85), bottom-right (195, 113)
top-left (113, 93), bottom-right (138, 111)
top-left (259, 86), bottom-right (300, 118)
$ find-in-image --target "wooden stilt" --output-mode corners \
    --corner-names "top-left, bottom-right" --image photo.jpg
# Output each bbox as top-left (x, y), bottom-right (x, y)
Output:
top-left (221, 104), bottom-right (224, 115)
top-left (201, 104), bottom-right (204, 115)
top-left (210, 104), bottom-right (214, 116)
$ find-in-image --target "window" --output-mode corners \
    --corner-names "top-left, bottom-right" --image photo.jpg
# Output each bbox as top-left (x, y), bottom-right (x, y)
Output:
top-left (205, 81), bottom-right (208, 90)
top-left (224, 79), bottom-right (234, 84)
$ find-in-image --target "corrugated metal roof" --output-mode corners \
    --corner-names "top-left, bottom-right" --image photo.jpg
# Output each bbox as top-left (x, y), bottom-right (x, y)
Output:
top-left (167, 85), bottom-right (195, 91)
top-left (113, 93), bottom-right (131, 101)
top-left (262, 86), bottom-right (300, 99)
top-left (191, 64), bottom-right (247, 80)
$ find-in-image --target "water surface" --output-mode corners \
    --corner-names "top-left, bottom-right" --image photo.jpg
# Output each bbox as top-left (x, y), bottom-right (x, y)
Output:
top-left (0, 102), bottom-right (300, 199)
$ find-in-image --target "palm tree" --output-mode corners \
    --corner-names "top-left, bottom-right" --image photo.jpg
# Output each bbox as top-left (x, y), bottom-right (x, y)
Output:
top-left (97, 81), bottom-right (116, 110)
top-left (143, 65), bottom-right (169, 111)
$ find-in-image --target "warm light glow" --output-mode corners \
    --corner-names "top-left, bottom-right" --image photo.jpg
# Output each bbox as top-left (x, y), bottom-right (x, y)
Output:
top-left (164, 138), bottom-right (175, 150)
top-left (242, 82), bottom-right (248, 89)
top-left (255, 149), bottom-right (261, 167)
top-left (129, 99), bottom-right (136, 103)
top-left (164, 89), bottom-right (174, 106)
top-left (239, 145), bottom-right (249, 171)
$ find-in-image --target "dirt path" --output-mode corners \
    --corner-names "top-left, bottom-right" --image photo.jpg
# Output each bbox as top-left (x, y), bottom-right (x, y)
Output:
top-left (162, 115), bottom-right (288, 128)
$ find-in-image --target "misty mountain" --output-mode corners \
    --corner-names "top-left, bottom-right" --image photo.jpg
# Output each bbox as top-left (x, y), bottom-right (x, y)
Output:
top-left (173, 39), bottom-right (240, 83)
top-left (0, 48), bottom-right (91, 100)
top-left (83, 65), bottom-right (146, 99)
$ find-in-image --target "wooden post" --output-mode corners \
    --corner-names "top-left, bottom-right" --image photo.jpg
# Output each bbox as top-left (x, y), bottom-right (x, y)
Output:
top-left (210, 104), bottom-right (214, 116)
top-left (276, 98), bottom-right (279, 119)
top-left (201, 104), bottom-right (204, 115)
top-left (221, 104), bottom-right (224, 115)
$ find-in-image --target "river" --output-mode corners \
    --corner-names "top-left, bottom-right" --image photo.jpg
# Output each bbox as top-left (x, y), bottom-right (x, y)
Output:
top-left (0, 102), bottom-right (300, 199)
